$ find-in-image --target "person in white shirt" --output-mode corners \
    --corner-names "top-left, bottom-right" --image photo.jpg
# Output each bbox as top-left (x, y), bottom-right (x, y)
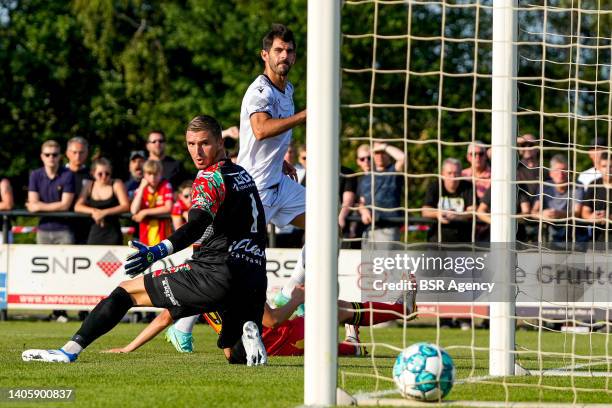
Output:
top-left (238, 24), bottom-right (307, 306)
top-left (578, 136), bottom-right (607, 190)
top-left (169, 25), bottom-right (310, 345)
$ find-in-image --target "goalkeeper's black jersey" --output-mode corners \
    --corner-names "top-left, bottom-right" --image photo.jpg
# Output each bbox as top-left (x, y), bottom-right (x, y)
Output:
top-left (188, 160), bottom-right (267, 273)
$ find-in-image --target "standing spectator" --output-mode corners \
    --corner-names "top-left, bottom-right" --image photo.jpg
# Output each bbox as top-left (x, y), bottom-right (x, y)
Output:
top-left (0, 177), bottom-right (14, 244)
top-left (581, 153), bottom-right (612, 243)
top-left (65, 137), bottom-right (93, 244)
top-left (462, 141), bottom-right (491, 200)
top-left (578, 136), bottom-right (607, 191)
top-left (75, 158), bottom-right (130, 245)
top-left (339, 166), bottom-right (359, 249)
top-left (422, 158), bottom-right (476, 242)
top-left (27, 140), bottom-right (75, 323)
top-left (130, 160), bottom-right (173, 245)
top-left (476, 186), bottom-right (531, 240)
top-left (27, 140), bottom-right (75, 244)
top-left (531, 154), bottom-right (583, 245)
top-left (357, 142), bottom-right (405, 245)
top-left (171, 181), bottom-right (192, 231)
top-left (145, 130), bottom-right (186, 189)
top-left (517, 134), bottom-right (546, 202)
top-left (516, 134), bottom-right (546, 242)
top-left (125, 150), bottom-right (146, 201)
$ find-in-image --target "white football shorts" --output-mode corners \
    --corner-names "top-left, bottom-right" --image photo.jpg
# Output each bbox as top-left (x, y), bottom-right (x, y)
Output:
top-left (258, 175), bottom-right (305, 228)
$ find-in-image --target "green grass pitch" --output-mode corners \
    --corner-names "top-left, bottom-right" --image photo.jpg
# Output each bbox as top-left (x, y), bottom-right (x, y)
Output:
top-left (1, 321), bottom-right (610, 407)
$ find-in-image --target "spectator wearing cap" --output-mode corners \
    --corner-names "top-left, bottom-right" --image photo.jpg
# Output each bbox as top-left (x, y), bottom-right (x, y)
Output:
top-left (145, 130), bottom-right (187, 189)
top-left (125, 150), bottom-right (146, 201)
top-left (578, 136), bottom-right (608, 191)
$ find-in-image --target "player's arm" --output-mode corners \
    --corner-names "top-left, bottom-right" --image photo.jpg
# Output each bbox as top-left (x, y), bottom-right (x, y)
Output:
top-left (373, 142), bottom-right (405, 172)
top-left (250, 110), bottom-right (306, 141)
top-left (125, 175), bottom-right (224, 277)
top-left (0, 179), bottom-right (14, 210)
top-left (130, 179), bottom-right (147, 214)
top-left (262, 284), bottom-right (305, 329)
top-left (125, 207), bottom-right (213, 277)
top-left (26, 190), bottom-right (74, 212)
top-left (103, 310), bottom-right (174, 353)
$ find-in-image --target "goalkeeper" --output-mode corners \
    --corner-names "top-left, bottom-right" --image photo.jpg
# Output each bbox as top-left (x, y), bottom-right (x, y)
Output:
top-left (22, 115), bottom-right (269, 366)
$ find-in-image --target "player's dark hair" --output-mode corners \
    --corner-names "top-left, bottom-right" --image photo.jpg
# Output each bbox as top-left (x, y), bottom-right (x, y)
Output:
top-left (186, 115), bottom-right (223, 141)
top-left (262, 24), bottom-right (295, 51)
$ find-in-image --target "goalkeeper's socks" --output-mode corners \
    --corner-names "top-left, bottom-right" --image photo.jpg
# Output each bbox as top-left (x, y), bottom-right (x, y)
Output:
top-left (72, 286), bottom-right (134, 348)
top-left (349, 302), bottom-right (405, 326)
top-left (61, 341), bottom-right (83, 356)
top-left (173, 315), bottom-right (199, 334)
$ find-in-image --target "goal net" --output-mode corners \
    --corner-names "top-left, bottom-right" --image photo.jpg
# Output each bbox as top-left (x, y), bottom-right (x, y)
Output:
top-left (330, 0), bottom-right (612, 405)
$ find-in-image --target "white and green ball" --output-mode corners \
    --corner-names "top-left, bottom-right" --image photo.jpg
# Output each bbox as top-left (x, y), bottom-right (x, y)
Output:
top-left (392, 342), bottom-right (455, 401)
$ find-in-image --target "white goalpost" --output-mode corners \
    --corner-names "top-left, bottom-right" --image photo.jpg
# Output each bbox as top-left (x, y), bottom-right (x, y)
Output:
top-left (304, 0), bottom-right (340, 406)
top-left (489, 0), bottom-right (517, 378)
top-left (306, 0), bottom-right (611, 406)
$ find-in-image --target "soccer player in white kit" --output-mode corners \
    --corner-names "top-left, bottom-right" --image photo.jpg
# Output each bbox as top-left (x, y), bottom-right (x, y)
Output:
top-left (237, 23), bottom-right (307, 306)
top-left (166, 24), bottom-right (309, 348)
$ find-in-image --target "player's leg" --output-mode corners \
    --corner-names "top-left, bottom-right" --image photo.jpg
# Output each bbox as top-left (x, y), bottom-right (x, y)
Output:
top-left (218, 282), bottom-right (267, 366)
top-left (270, 178), bottom-right (307, 308)
top-left (339, 298), bottom-right (417, 327)
top-left (166, 315), bottom-right (199, 353)
top-left (105, 309), bottom-right (174, 353)
top-left (22, 276), bottom-right (151, 363)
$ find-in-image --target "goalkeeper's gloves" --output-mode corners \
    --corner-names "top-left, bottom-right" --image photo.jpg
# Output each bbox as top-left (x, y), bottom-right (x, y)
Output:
top-left (125, 240), bottom-right (173, 278)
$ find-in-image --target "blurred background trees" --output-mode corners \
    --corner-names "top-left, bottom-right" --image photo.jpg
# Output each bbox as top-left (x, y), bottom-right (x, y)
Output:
top-left (1, 0), bottom-right (608, 207)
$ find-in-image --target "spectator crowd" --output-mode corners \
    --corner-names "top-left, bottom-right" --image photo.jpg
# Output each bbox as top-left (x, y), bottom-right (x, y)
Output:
top-left (2, 132), bottom-right (612, 252)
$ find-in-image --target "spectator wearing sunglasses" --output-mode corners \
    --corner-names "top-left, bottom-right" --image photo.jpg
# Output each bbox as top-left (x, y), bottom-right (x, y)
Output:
top-left (171, 180), bottom-right (193, 231)
top-left (356, 142), bottom-right (405, 246)
top-left (75, 158), bottom-right (130, 245)
top-left (145, 130), bottom-right (187, 190)
top-left (462, 141), bottom-right (491, 200)
top-left (27, 140), bottom-right (76, 245)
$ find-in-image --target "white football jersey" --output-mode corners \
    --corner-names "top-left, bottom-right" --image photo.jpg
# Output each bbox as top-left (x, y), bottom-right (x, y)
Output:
top-left (238, 74), bottom-right (295, 190)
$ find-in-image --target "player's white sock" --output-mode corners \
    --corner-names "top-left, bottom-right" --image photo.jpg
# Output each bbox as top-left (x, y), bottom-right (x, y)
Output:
top-left (61, 341), bottom-right (83, 355)
top-left (281, 246), bottom-right (306, 298)
top-left (173, 315), bottom-right (199, 334)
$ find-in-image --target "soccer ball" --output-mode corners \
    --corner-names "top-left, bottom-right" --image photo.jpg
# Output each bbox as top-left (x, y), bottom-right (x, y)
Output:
top-left (392, 342), bottom-right (455, 401)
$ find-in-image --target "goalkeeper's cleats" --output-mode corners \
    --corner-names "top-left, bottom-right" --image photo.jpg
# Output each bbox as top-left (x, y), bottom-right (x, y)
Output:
top-left (165, 325), bottom-right (194, 353)
top-left (22, 349), bottom-right (77, 363)
top-left (242, 321), bottom-right (267, 366)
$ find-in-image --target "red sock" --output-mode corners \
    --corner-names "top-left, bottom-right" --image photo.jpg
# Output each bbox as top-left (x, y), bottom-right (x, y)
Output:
top-left (348, 302), bottom-right (404, 326)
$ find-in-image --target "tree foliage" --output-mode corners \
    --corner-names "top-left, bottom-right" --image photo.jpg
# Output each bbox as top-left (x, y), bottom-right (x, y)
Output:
top-left (1, 0), bottom-right (609, 208)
